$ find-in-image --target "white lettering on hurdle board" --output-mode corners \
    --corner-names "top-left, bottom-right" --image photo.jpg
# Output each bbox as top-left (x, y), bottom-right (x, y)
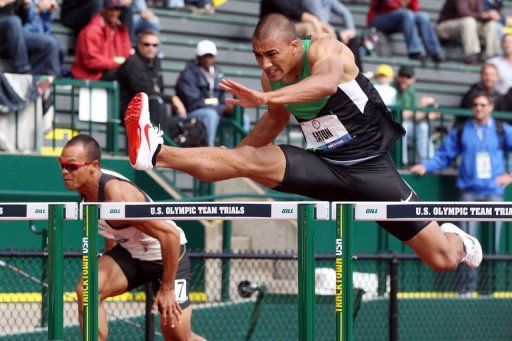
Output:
top-left (148, 206), bottom-right (247, 215)
top-left (335, 239), bottom-right (342, 256)
top-left (353, 202), bottom-right (512, 221)
top-left (94, 201), bottom-right (329, 220)
top-left (82, 237), bottom-right (88, 254)
top-left (493, 207), bottom-right (512, 215)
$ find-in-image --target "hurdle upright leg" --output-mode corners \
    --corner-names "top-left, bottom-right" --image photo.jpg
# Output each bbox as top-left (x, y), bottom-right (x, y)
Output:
top-left (298, 204), bottom-right (316, 341)
top-left (336, 204), bottom-right (353, 341)
top-left (83, 205), bottom-right (99, 341)
top-left (48, 204), bottom-right (64, 341)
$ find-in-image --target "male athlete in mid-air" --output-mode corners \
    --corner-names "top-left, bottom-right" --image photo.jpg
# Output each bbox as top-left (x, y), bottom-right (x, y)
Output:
top-left (124, 13), bottom-right (482, 273)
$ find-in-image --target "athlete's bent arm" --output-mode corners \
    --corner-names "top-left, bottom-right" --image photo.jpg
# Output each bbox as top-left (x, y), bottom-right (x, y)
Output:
top-left (103, 180), bottom-right (182, 326)
top-left (221, 34), bottom-right (344, 107)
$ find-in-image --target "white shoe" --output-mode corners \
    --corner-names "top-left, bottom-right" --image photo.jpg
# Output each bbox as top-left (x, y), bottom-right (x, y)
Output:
top-left (440, 223), bottom-right (483, 268)
top-left (124, 92), bottom-right (164, 170)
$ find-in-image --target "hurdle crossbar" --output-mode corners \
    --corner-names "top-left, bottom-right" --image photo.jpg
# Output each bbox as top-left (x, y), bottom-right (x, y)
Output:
top-left (352, 201), bottom-right (512, 221)
top-left (81, 201), bottom-right (329, 341)
top-left (0, 202), bottom-right (78, 341)
top-left (0, 202), bottom-right (77, 220)
top-left (90, 201), bottom-right (330, 221)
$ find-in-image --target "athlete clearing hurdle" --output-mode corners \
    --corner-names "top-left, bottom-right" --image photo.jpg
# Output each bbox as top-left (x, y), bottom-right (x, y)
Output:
top-left (124, 13), bottom-right (482, 272)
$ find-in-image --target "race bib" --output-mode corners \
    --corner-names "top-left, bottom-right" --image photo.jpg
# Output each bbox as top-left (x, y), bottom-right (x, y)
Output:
top-left (476, 152), bottom-right (491, 179)
top-left (300, 114), bottom-right (352, 151)
top-left (174, 279), bottom-right (188, 303)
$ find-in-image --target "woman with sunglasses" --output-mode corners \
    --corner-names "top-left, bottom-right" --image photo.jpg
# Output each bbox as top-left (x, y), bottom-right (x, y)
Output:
top-left (58, 134), bottom-right (205, 341)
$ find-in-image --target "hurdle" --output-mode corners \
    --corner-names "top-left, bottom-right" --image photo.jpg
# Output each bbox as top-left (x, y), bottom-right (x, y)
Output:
top-left (333, 201), bottom-right (512, 341)
top-left (81, 201), bottom-right (330, 341)
top-left (0, 202), bottom-right (78, 341)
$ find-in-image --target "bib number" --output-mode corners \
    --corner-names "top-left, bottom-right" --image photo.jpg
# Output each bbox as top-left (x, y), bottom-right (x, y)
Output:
top-left (174, 279), bottom-right (188, 303)
top-left (300, 115), bottom-right (352, 151)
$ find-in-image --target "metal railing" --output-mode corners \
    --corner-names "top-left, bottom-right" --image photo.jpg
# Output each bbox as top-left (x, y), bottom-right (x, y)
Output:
top-left (50, 78), bottom-right (122, 155)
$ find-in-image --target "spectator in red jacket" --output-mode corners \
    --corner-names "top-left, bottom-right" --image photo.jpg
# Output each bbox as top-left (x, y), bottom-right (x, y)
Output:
top-left (70, 0), bottom-right (132, 81)
top-left (367, 0), bottom-right (444, 63)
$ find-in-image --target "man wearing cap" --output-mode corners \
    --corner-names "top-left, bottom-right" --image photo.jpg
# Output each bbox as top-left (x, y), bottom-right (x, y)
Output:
top-left (175, 40), bottom-right (233, 146)
top-left (372, 64), bottom-right (397, 106)
top-left (394, 65), bottom-right (438, 165)
top-left (70, 0), bottom-right (132, 81)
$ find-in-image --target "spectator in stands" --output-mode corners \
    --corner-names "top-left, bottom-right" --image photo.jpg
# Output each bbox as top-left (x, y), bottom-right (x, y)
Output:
top-left (60, 0), bottom-right (101, 34)
top-left (367, 0), bottom-right (444, 63)
top-left (117, 30), bottom-right (185, 130)
top-left (394, 66), bottom-right (437, 165)
top-left (483, 0), bottom-right (505, 48)
top-left (183, 0), bottom-right (215, 14)
top-left (372, 64), bottom-right (397, 106)
top-left (0, 0), bottom-right (32, 73)
top-left (60, 0), bottom-right (133, 37)
top-left (503, 87), bottom-right (512, 112)
top-left (411, 93), bottom-right (512, 294)
top-left (302, 0), bottom-right (362, 71)
top-left (23, 0), bottom-right (66, 75)
top-left (175, 40), bottom-right (232, 146)
top-left (167, 0), bottom-right (185, 10)
top-left (1, 0), bottom-right (62, 75)
top-left (460, 63), bottom-right (505, 110)
top-left (260, 0), bottom-right (336, 38)
top-left (436, 0), bottom-right (500, 64)
top-left (70, 0), bottom-right (132, 81)
top-left (132, 0), bottom-right (160, 39)
top-left (487, 34), bottom-right (512, 95)
top-left (131, 0), bottom-right (162, 58)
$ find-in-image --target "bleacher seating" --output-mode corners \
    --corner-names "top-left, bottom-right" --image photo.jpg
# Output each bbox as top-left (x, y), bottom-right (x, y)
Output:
top-left (49, 0), bottom-right (492, 109)
top-left (47, 0), bottom-right (512, 130)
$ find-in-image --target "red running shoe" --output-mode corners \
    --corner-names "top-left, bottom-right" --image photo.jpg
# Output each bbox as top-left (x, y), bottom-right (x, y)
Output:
top-left (124, 92), bottom-right (163, 170)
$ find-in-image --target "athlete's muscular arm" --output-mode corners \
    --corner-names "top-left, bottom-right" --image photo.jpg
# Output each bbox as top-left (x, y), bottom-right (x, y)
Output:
top-left (103, 180), bottom-right (182, 326)
top-left (265, 35), bottom-right (344, 104)
top-left (237, 76), bottom-right (291, 147)
top-left (220, 34), bottom-right (345, 107)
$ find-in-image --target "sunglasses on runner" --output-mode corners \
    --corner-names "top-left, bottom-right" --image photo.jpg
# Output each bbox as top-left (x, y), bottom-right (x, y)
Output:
top-left (58, 159), bottom-right (95, 171)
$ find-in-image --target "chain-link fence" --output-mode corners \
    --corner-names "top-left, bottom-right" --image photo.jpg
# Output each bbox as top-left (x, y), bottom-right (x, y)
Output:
top-left (0, 251), bottom-right (511, 340)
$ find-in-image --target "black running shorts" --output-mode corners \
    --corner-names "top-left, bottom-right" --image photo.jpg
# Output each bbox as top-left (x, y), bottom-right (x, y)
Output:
top-left (105, 244), bottom-right (191, 309)
top-left (273, 145), bottom-right (431, 241)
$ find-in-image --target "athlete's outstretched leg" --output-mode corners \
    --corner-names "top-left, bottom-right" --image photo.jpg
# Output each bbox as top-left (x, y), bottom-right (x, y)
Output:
top-left (405, 221), bottom-right (482, 271)
top-left (155, 144), bottom-right (286, 188)
top-left (125, 93), bottom-right (286, 188)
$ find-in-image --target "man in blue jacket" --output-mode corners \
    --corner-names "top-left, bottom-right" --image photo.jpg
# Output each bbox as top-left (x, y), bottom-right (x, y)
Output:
top-left (411, 92), bottom-right (512, 293)
top-left (175, 40), bottom-right (233, 146)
